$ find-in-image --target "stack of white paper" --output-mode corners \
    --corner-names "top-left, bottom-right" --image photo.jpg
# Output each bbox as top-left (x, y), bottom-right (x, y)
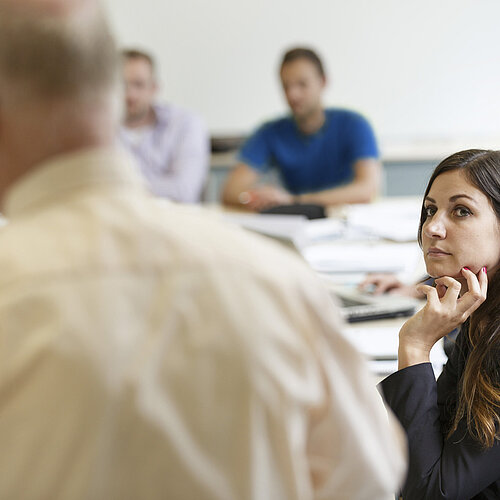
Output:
top-left (301, 218), bottom-right (345, 242)
top-left (343, 326), bottom-right (448, 376)
top-left (346, 198), bottom-right (422, 242)
top-left (223, 213), bottom-right (307, 242)
top-left (300, 241), bottom-right (421, 275)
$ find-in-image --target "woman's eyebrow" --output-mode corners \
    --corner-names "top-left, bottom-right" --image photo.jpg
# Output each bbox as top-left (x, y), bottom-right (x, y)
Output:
top-left (449, 194), bottom-right (476, 203)
top-left (424, 194), bottom-right (476, 203)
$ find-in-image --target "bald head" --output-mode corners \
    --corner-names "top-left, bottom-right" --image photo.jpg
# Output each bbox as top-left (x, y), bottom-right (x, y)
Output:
top-left (0, 0), bottom-right (118, 103)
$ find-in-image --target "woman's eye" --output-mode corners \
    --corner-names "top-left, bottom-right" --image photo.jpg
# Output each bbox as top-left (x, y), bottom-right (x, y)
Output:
top-left (454, 206), bottom-right (472, 217)
top-left (424, 206), bottom-right (436, 217)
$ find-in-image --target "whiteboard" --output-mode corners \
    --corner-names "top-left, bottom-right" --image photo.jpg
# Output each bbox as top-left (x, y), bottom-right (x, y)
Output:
top-left (103, 0), bottom-right (500, 149)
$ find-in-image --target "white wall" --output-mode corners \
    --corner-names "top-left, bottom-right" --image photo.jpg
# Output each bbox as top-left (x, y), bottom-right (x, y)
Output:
top-left (103, 0), bottom-right (500, 149)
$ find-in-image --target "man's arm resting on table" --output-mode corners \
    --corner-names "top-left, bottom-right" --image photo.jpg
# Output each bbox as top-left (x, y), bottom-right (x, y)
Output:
top-left (221, 163), bottom-right (260, 206)
top-left (221, 162), bottom-right (292, 210)
top-left (222, 158), bottom-right (381, 209)
top-left (296, 158), bottom-right (382, 206)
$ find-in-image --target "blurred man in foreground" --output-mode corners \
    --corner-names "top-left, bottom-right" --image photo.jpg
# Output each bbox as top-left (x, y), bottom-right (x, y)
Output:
top-left (0, 1), bottom-right (405, 498)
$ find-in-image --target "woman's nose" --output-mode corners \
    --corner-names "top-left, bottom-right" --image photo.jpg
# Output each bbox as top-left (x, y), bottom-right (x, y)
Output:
top-left (424, 213), bottom-right (446, 239)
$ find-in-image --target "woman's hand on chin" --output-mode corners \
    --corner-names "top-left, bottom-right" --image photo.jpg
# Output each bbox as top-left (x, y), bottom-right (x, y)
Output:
top-left (398, 266), bottom-right (488, 369)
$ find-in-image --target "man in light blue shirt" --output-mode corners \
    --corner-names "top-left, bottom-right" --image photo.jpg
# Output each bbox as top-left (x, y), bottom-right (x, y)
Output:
top-left (222, 48), bottom-right (381, 210)
top-left (118, 50), bottom-right (210, 203)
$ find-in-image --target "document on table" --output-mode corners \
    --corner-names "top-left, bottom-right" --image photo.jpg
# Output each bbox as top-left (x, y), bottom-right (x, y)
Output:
top-left (223, 213), bottom-right (364, 248)
top-left (221, 198), bottom-right (423, 248)
top-left (300, 241), bottom-right (421, 275)
top-left (223, 213), bottom-right (307, 241)
top-left (342, 326), bottom-right (400, 359)
top-left (343, 325), bottom-right (448, 376)
top-left (345, 198), bottom-right (422, 242)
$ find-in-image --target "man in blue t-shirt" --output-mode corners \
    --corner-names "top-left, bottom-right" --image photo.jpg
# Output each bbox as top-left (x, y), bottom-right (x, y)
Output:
top-left (222, 47), bottom-right (382, 210)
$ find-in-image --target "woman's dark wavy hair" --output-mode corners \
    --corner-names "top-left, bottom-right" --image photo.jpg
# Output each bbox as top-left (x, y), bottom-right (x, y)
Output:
top-left (418, 149), bottom-right (500, 448)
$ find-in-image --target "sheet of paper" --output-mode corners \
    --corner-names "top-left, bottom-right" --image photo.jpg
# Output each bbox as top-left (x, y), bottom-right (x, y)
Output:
top-left (300, 241), bottom-right (421, 274)
top-left (343, 326), bottom-right (448, 376)
top-left (342, 326), bottom-right (401, 359)
top-left (346, 198), bottom-right (422, 242)
top-left (301, 218), bottom-right (345, 241)
top-left (223, 213), bottom-right (307, 241)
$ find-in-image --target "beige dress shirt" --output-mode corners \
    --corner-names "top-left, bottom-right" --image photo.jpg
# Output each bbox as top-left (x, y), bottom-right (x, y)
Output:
top-left (0, 148), bottom-right (406, 500)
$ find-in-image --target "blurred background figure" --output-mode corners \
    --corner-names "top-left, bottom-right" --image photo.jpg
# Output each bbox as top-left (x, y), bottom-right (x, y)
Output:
top-left (222, 47), bottom-right (381, 211)
top-left (118, 49), bottom-right (210, 203)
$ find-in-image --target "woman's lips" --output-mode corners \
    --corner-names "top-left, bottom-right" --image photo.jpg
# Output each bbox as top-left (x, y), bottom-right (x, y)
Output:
top-left (427, 247), bottom-right (451, 257)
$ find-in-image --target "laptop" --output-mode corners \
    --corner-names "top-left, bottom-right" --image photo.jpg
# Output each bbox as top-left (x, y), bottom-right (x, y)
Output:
top-left (325, 284), bottom-right (419, 323)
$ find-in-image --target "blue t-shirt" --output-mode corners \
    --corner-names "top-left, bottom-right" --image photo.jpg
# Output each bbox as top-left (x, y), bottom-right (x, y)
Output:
top-left (238, 108), bottom-right (379, 195)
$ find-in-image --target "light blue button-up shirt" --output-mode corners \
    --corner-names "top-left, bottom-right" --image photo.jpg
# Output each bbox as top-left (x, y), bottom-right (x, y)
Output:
top-left (118, 103), bottom-right (210, 203)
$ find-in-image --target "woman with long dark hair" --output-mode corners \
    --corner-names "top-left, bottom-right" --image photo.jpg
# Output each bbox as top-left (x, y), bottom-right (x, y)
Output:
top-left (380, 149), bottom-right (500, 499)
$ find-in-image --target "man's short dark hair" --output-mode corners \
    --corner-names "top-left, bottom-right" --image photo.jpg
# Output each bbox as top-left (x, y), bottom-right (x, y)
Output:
top-left (281, 47), bottom-right (325, 78)
top-left (122, 49), bottom-right (156, 74)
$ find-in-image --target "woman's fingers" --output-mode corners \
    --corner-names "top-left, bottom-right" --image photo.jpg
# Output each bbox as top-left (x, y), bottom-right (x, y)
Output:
top-left (414, 267), bottom-right (488, 336)
top-left (434, 276), bottom-right (461, 306)
top-left (421, 270), bottom-right (485, 325)
top-left (435, 283), bottom-right (447, 299)
top-left (416, 284), bottom-right (439, 307)
top-left (478, 266), bottom-right (488, 298)
top-left (400, 268), bottom-right (489, 362)
top-left (458, 267), bottom-right (487, 316)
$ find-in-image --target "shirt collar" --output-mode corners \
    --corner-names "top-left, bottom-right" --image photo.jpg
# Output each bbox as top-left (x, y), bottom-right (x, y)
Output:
top-left (4, 147), bottom-right (146, 219)
top-left (291, 109), bottom-right (330, 138)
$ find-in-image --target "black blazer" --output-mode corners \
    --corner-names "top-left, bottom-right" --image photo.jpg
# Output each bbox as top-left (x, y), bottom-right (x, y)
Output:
top-left (380, 327), bottom-right (500, 499)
